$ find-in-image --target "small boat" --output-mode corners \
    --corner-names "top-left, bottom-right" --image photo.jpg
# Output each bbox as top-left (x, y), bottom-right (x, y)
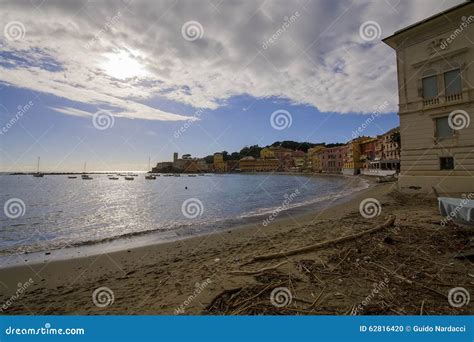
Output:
top-left (108, 177), bottom-right (119, 180)
top-left (68, 176), bottom-right (77, 179)
top-left (145, 174), bottom-right (156, 180)
top-left (33, 157), bottom-right (44, 177)
top-left (163, 174), bottom-right (172, 177)
top-left (124, 176), bottom-right (134, 180)
top-left (173, 174), bottom-right (181, 177)
top-left (187, 174), bottom-right (197, 177)
top-left (81, 162), bottom-right (93, 179)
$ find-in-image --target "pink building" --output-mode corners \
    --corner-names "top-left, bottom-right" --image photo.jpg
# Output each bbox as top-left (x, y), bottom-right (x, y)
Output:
top-left (319, 145), bottom-right (346, 174)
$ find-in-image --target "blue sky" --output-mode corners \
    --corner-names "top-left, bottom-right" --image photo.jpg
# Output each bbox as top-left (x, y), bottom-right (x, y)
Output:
top-left (0, 0), bottom-right (460, 171)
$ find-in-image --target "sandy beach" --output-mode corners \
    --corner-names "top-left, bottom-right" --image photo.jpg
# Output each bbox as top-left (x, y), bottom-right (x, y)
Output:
top-left (0, 178), bottom-right (472, 315)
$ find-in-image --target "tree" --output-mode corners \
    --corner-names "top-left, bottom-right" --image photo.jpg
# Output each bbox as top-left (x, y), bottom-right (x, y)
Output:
top-left (204, 155), bottom-right (214, 164)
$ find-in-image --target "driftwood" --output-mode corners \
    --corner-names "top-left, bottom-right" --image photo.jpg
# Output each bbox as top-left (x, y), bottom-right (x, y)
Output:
top-left (248, 216), bottom-right (396, 263)
top-left (228, 261), bottom-right (288, 276)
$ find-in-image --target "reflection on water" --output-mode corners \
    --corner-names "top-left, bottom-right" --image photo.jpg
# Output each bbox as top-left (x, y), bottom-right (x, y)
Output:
top-left (0, 174), bottom-right (366, 254)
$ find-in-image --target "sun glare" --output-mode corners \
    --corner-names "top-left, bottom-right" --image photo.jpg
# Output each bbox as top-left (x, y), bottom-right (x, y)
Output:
top-left (101, 51), bottom-right (148, 80)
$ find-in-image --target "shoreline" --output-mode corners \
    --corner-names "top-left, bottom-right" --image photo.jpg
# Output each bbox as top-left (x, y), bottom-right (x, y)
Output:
top-left (1, 179), bottom-right (470, 315)
top-left (0, 174), bottom-right (371, 267)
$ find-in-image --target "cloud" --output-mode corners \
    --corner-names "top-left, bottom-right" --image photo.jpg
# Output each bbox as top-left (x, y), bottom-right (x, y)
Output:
top-left (49, 106), bottom-right (92, 118)
top-left (0, 0), bottom-right (463, 119)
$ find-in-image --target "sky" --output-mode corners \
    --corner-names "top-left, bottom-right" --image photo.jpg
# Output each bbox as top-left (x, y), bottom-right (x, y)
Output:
top-left (0, 0), bottom-right (463, 172)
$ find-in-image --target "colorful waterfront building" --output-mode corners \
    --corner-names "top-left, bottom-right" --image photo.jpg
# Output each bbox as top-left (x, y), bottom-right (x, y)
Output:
top-left (342, 137), bottom-right (373, 175)
top-left (383, 2), bottom-right (473, 192)
top-left (260, 148), bottom-right (276, 159)
top-left (239, 156), bottom-right (279, 172)
top-left (307, 146), bottom-right (325, 172)
top-left (359, 137), bottom-right (377, 173)
top-left (213, 153), bottom-right (227, 173)
top-left (320, 145), bottom-right (345, 174)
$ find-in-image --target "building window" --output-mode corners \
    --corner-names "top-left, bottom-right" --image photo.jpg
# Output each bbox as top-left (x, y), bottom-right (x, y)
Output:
top-left (444, 68), bottom-right (462, 96)
top-left (440, 157), bottom-right (454, 170)
top-left (435, 116), bottom-right (453, 139)
top-left (422, 74), bottom-right (438, 99)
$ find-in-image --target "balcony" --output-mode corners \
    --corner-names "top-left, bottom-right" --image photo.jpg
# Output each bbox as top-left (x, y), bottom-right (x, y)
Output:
top-left (421, 92), bottom-right (465, 109)
top-left (445, 92), bottom-right (462, 103)
top-left (423, 97), bottom-right (439, 107)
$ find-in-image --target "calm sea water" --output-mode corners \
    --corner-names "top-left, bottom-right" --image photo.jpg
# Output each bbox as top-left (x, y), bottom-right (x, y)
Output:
top-left (0, 173), bottom-right (367, 256)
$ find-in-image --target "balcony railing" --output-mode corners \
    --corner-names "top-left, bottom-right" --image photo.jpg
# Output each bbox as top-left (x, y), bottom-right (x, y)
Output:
top-left (422, 92), bottom-right (463, 108)
top-left (423, 97), bottom-right (439, 107)
top-left (445, 93), bottom-right (462, 103)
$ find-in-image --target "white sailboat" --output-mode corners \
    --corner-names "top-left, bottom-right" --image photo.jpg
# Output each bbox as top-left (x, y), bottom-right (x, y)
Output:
top-left (33, 157), bottom-right (44, 177)
top-left (145, 157), bottom-right (156, 179)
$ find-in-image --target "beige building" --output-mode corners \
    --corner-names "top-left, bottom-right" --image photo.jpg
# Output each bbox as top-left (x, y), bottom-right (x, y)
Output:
top-left (383, 2), bottom-right (474, 193)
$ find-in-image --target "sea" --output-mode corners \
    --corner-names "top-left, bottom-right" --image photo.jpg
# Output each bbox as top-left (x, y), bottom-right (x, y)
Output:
top-left (0, 173), bottom-right (368, 263)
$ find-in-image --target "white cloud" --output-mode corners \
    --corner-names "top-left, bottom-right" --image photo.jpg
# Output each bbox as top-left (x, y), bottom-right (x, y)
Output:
top-left (49, 106), bottom-right (92, 118)
top-left (0, 0), bottom-right (463, 119)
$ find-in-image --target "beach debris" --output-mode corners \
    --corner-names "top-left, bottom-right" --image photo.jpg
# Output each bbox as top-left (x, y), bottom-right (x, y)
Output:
top-left (228, 261), bottom-right (288, 276)
top-left (248, 216), bottom-right (396, 263)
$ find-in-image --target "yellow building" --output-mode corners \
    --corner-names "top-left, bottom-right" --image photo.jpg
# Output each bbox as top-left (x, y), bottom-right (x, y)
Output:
top-left (239, 157), bottom-right (279, 172)
top-left (260, 148), bottom-right (276, 159)
top-left (307, 146), bottom-right (324, 172)
top-left (213, 153), bottom-right (227, 172)
top-left (343, 137), bottom-right (375, 175)
top-left (383, 2), bottom-right (474, 193)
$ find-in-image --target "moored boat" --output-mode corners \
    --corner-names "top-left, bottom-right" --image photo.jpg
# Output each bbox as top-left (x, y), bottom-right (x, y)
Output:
top-left (33, 157), bottom-right (44, 177)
